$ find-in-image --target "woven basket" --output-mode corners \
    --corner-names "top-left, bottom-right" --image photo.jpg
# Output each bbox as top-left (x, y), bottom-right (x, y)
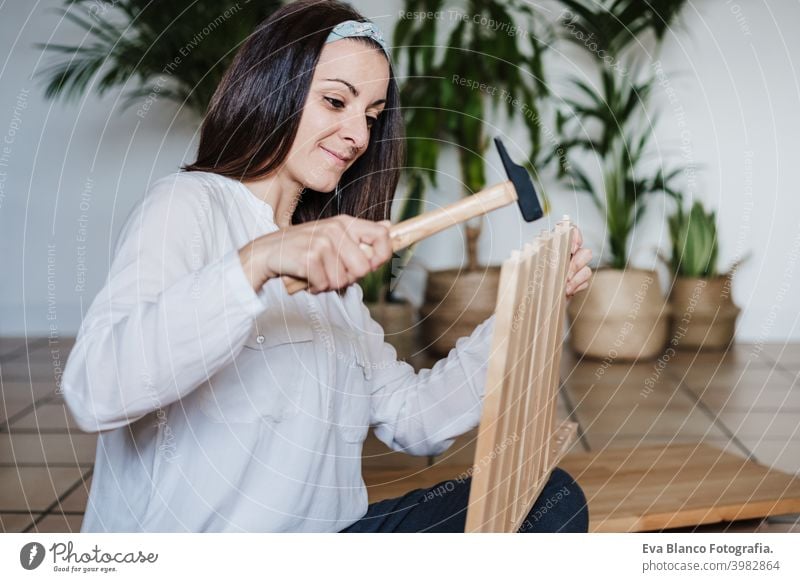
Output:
top-left (566, 268), bottom-right (670, 361)
top-left (419, 266), bottom-right (501, 357)
top-left (668, 275), bottom-right (740, 350)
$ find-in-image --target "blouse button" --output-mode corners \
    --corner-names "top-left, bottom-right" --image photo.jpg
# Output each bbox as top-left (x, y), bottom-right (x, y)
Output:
top-left (256, 334), bottom-right (265, 344)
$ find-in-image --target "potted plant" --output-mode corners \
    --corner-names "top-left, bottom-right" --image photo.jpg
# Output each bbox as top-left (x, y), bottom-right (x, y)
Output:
top-left (553, 0), bottom-right (689, 361)
top-left (559, 70), bottom-right (681, 360)
top-left (393, 0), bottom-right (553, 356)
top-left (666, 199), bottom-right (740, 350)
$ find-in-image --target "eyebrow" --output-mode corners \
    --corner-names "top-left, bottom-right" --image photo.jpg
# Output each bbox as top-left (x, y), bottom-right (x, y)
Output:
top-left (322, 78), bottom-right (386, 107)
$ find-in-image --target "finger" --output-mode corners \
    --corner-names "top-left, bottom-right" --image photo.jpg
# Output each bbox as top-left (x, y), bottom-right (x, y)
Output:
top-left (304, 229), bottom-right (342, 291)
top-left (325, 219), bottom-right (371, 288)
top-left (347, 218), bottom-right (394, 270)
top-left (571, 226), bottom-right (583, 255)
top-left (319, 239), bottom-right (350, 290)
top-left (574, 248), bottom-right (593, 272)
top-left (328, 226), bottom-right (373, 282)
top-left (566, 275), bottom-right (590, 298)
top-left (360, 222), bottom-right (393, 269)
top-left (305, 254), bottom-right (329, 293)
top-left (570, 265), bottom-right (592, 289)
top-left (568, 248), bottom-right (592, 279)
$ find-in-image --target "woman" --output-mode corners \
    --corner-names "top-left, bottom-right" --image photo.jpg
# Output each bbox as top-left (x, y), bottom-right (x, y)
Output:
top-left (63, 0), bottom-right (593, 533)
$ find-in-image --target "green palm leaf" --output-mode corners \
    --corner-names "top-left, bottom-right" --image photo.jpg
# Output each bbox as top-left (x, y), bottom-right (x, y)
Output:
top-left (36, 0), bottom-right (283, 116)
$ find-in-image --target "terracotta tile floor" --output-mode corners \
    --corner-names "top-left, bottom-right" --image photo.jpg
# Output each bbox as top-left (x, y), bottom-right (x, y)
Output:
top-left (0, 337), bottom-right (798, 532)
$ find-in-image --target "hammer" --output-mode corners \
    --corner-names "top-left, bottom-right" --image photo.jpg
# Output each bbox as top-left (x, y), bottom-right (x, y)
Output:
top-left (283, 137), bottom-right (544, 294)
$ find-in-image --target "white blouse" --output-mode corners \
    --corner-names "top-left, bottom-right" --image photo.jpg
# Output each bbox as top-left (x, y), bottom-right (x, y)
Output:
top-left (62, 170), bottom-right (496, 532)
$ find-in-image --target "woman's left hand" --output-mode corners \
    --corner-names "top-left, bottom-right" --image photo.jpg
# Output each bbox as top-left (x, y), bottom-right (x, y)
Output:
top-left (566, 226), bottom-right (592, 299)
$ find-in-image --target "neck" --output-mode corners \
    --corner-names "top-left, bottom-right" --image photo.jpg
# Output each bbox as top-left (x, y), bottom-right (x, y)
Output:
top-left (241, 171), bottom-right (303, 229)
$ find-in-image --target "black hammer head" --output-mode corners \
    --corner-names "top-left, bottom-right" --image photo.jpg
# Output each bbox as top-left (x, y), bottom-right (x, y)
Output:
top-left (494, 137), bottom-right (544, 222)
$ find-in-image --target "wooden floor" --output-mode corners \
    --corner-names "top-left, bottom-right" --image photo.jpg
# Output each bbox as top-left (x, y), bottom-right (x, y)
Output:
top-left (1, 337), bottom-right (799, 532)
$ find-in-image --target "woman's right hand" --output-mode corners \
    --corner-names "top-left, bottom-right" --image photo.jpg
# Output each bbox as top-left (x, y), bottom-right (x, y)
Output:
top-left (238, 214), bottom-right (393, 294)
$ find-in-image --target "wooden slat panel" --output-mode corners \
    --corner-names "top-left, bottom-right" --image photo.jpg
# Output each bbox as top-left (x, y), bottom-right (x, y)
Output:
top-left (559, 443), bottom-right (800, 532)
top-left (466, 220), bottom-right (574, 532)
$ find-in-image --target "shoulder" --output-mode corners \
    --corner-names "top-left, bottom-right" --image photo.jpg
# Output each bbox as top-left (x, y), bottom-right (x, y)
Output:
top-left (145, 171), bottom-right (213, 206)
top-left (149, 169), bottom-right (224, 191)
top-left (135, 171), bottom-right (230, 222)
top-left (109, 173), bottom-right (221, 274)
top-left (116, 171), bottom-right (222, 249)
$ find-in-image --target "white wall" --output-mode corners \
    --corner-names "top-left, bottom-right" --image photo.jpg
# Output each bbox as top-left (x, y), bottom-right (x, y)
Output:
top-left (1, 0), bottom-right (799, 342)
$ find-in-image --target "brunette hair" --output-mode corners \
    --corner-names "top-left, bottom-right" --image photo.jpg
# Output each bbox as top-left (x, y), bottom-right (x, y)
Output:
top-left (182, 0), bottom-right (404, 225)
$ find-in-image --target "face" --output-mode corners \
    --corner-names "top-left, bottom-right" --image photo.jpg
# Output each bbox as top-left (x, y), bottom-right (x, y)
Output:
top-left (285, 38), bottom-right (390, 193)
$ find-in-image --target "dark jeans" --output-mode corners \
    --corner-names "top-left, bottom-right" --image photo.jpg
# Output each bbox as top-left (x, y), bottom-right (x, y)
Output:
top-left (340, 467), bottom-right (589, 533)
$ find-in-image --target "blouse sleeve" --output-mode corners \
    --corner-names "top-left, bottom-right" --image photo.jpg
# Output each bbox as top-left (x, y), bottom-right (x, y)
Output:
top-left (62, 175), bottom-right (270, 433)
top-left (358, 287), bottom-right (496, 456)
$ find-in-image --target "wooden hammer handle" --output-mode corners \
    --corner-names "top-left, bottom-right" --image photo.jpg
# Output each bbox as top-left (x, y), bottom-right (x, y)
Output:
top-left (282, 180), bottom-right (517, 295)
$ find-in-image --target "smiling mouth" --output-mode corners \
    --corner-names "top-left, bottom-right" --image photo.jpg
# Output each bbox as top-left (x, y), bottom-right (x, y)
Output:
top-left (320, 146), bottom-right (352, 167)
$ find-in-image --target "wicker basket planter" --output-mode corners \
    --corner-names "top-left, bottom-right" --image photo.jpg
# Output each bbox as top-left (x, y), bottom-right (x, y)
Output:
top-left (566, 268), bottom-right (670, 362)
top-left (419, 266), bottom-right (501, 357)
top-left (668, 275), bottom-right (740, 350)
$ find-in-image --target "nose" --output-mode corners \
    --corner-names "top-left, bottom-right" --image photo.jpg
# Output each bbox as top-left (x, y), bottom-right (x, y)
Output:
top-left (339, 112), bottom-right (369, 153)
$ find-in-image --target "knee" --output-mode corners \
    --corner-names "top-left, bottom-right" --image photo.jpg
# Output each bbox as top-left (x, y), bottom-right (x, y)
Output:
top-left (519, 467), bottom-right (589, 533)
top-left (551, 467), bottom-right (589, 524)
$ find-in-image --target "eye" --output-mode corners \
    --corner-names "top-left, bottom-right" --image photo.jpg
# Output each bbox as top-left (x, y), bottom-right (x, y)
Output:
top-left (366, 116), bottom-right (378, 129)
top-left (324, 96), bottom-right (345, 109)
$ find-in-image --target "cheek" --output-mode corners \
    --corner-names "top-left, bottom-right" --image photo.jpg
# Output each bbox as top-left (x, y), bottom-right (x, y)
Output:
top-left (295, 103), bottom-right (337, 147)
top-left (283, 102), bottom-right (342, 190)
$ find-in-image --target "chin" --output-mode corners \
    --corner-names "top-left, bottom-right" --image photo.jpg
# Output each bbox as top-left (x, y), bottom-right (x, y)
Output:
top-left (304, 175), bottom-right (340, 193)
top-left (303, 182), bottom-right (336, 193)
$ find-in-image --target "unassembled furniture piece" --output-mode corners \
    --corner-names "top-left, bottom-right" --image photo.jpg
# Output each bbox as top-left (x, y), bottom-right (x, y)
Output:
top-left (559, 443), bottom-right (800, 532)
top-left (465, 218), bottom-right (578, 533)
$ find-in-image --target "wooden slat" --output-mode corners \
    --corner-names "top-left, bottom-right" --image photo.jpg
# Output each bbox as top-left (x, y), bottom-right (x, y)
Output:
top-left (492, 248), bottom-right (532, 529)
top-left (542, 222), bottom-right (573, 470)
top-left (464, 252), bottom-right (522, 531)
top-left (530, 233), bottom-right (558, 516)
top-left (509, 241), bottom-right (547, 525)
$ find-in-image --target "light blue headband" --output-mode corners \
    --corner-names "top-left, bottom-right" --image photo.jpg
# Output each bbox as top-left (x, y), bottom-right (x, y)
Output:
top-left (325, 19), bottom-right (390, 58)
